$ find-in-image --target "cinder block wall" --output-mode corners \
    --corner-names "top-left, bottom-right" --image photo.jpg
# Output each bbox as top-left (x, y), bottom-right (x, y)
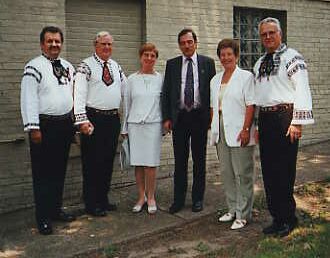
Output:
top-left (0, 0), bottom-right (329, 214)
top-left (146, 0), bottom-right (330, 145)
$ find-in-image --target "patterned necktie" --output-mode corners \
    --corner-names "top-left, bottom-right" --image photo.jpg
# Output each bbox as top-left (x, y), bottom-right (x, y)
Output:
top-left (258, 53), bottom-right (274, 81)
top-left (184, 57), bottom-right (194, 109)
top-left (52, 59), bottom-right (68, 85)
top-left (102, 61), bottom-right (113, 86)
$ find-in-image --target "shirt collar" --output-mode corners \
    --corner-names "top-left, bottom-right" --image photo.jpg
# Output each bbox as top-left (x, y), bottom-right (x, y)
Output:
top-left (182, 52), bottom-right (197, 65)
top-left (93, 53), bottom-right (111, 64)
top-left (42, 52), bottom-right (60, 62)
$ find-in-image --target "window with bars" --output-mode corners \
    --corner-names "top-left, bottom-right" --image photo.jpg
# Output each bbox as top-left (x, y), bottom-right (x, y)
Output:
top-left (233, 7), bottom-right (287, 71)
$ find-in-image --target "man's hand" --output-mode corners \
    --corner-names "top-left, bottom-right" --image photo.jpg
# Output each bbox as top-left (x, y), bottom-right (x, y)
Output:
top-left (286, 124), bottom-right (302, 143)
top-left (254, 129), bottom-right (259, 144)
top-left (163, 120), bottom-right (172, 134)
top-left (79, 122), bottom-right (94, 135)
top-left (30, 129), bottom-right (42, 144)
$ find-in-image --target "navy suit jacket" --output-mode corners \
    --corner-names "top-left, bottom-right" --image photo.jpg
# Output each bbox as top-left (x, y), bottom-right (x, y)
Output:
top-left (161, 54), bottom-right (216, 128)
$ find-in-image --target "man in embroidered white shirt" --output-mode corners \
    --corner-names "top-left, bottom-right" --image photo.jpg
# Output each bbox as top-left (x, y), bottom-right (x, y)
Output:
top-left (20, 26), bottom-right (76, 235)
top-left (254, 17), bottom-right (314, 237)
top-left (74, 31), bottom-right (127, 217)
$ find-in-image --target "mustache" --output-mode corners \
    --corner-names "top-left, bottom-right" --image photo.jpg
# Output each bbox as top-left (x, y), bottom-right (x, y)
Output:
top-left (49, 46), bottom-right (60, 49)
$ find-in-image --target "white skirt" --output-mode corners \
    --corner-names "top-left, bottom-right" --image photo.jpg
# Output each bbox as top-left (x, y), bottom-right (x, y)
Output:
top-left (127, 122), bottom-right (162, 166)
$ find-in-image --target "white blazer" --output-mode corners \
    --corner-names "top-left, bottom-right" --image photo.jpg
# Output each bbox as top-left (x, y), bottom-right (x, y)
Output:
top-left (210, 66), bottom-right (256, 147)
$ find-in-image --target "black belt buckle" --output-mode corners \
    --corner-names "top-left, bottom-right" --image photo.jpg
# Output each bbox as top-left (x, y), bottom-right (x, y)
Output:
top-left (86, 107), bottom-right (118, 116)
top-left (39, 112), bottom-right (72, 121)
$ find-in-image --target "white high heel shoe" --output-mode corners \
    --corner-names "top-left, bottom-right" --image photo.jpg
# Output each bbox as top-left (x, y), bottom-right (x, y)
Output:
top-left (147, 202), bottom-right (157, 214)
top-left (132, 196), bottom-right (147, 213)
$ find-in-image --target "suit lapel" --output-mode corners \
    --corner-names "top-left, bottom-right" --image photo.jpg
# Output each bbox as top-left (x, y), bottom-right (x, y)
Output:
top-left (175, 56), bottom-right (182, 94)
top-left (197, 54), bottom-right (205, 96)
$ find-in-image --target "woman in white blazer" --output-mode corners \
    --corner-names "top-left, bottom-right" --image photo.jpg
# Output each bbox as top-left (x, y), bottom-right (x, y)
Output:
top-left (122, 43), bottom-right (163, 214)
top-left (210, 39), bottom-right (256, 229)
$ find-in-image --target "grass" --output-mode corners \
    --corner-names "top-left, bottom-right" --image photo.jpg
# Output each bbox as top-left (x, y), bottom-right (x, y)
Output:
top-left (244, 221), bottom-right (330, 258)
top-left (206, 180), bottom-right (330, 258)
top-left (103, 243), bottom-right (119, 258)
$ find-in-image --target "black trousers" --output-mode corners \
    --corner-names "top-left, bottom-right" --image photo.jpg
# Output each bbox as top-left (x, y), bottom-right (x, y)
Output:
top-left (80, 111), bottom-right (120, 211)
top-left (258, 108), bottom-right (298, 225)
top-left (172, 109), bottom-right (209, 205)
top-left (29, 115), bottom-right (74, 222)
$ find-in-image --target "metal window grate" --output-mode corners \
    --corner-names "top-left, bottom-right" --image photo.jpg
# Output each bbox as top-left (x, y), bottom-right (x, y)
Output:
top-left (233, 7), bottom-right (287, 71)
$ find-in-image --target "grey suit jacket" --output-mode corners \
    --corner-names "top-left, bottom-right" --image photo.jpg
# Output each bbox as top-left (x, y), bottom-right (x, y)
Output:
top-left (161, 54), bottom-right (216, 128)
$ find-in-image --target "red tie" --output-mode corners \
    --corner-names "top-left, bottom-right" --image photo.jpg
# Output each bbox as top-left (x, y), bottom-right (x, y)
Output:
top-left (102, 62), bottom-right (113, 86)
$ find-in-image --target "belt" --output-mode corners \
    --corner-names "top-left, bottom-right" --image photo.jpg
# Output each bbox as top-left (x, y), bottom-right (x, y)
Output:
top-left (260, 103), bottom-right (293, 113)
top-left (39, 112), bottom-right (72, 121)
top-left (86, 106), bottom-right (119, 116)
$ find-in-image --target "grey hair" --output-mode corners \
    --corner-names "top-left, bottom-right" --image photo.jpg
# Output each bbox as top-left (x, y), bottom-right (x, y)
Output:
top-left (258, 17), bottom-right (282, 34)
top-left (94, 31), bottom-right (113, 44)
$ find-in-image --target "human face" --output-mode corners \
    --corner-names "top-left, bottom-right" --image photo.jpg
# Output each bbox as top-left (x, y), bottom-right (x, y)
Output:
top-left (219, 47), bottom-right (238, 71)
top-left (40, 32), bottom-right (62, 59)
top-left (259, 22), bottom-right (282, 53)
top-left (178, 32), bottom-right (197, 57)
top-left (95, 35), bottom-right (113, 61)
top-left (140, 50), bottom-right (157, 72)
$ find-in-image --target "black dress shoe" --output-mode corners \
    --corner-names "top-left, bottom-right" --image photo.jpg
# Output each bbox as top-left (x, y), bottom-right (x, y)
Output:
top-left (38, 220), bottom-right (53, 235)
top-left (52, 210), bottom-right (76, 222)
top-left (192, 201), bottom-right (203, 212)
top-left (277, 223), bottom-right (291, 237)
top-left (262, 222), bottom-right (280, 235)
top-left (169, 203), bottom-right (184, 214)
top-left (105, 203), bottom-right (117, 211)
top-left (85, 208), bottom-right (107, 217)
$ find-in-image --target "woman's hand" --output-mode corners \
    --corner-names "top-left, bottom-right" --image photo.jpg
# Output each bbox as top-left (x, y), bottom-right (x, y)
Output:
top-left (237, 129), bottom-right (250, 147)
top-left (121, 133), bottom-right (128, 139)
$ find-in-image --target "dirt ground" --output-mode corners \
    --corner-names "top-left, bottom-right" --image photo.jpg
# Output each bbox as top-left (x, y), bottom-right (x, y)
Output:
top-left (78, 180), bottom-right (329, 258)
top-left (75, 143), bottom-right (330, 258)
top-left (0, 142), bottom-right (329, 258)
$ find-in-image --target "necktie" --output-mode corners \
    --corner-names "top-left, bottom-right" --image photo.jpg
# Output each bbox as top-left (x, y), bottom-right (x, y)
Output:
top-left (184, 57), bottom-right (194, 109)
top-left (52, 59), bottom-right (68, 85)
top-left (258, 53), bottom-right (274, 81)
top-left (102, 61), bottom-right (113, 86)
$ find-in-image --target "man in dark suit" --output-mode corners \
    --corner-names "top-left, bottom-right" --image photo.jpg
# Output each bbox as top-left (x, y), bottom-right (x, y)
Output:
top-left (162, 28), bottom-right (216, 213)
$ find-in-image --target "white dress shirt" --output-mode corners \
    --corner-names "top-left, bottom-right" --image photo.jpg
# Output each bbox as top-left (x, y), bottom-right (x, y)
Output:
top-left (20, 55), bottom-right (74, 131)
top-left (253, 44), bottom-right (314, 125)
top-left (180, 52), bottom-right (200, 109)
top-left (210, 66), bottom-right (255, 147)
top-left (74, 53), bottom-right (127, 125)
top-left (122, 72), bottom-right (163, 134)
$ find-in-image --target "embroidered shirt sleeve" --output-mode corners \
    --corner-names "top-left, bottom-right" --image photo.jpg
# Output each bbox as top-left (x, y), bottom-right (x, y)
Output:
top-left (23, 65), bottom-right (42, 83)
top-left (74, 61), bottom-right (91, 125)
top-left (21, 65), bottom-right (41, 131)
top-left (76, 61), bottom-right (91, 81)
top-left (286, 52), bottom-right (314, 125)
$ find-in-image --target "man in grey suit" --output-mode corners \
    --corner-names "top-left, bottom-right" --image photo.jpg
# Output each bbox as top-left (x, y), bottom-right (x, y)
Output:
top-left (162, 28), bottom-right (216, 213)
